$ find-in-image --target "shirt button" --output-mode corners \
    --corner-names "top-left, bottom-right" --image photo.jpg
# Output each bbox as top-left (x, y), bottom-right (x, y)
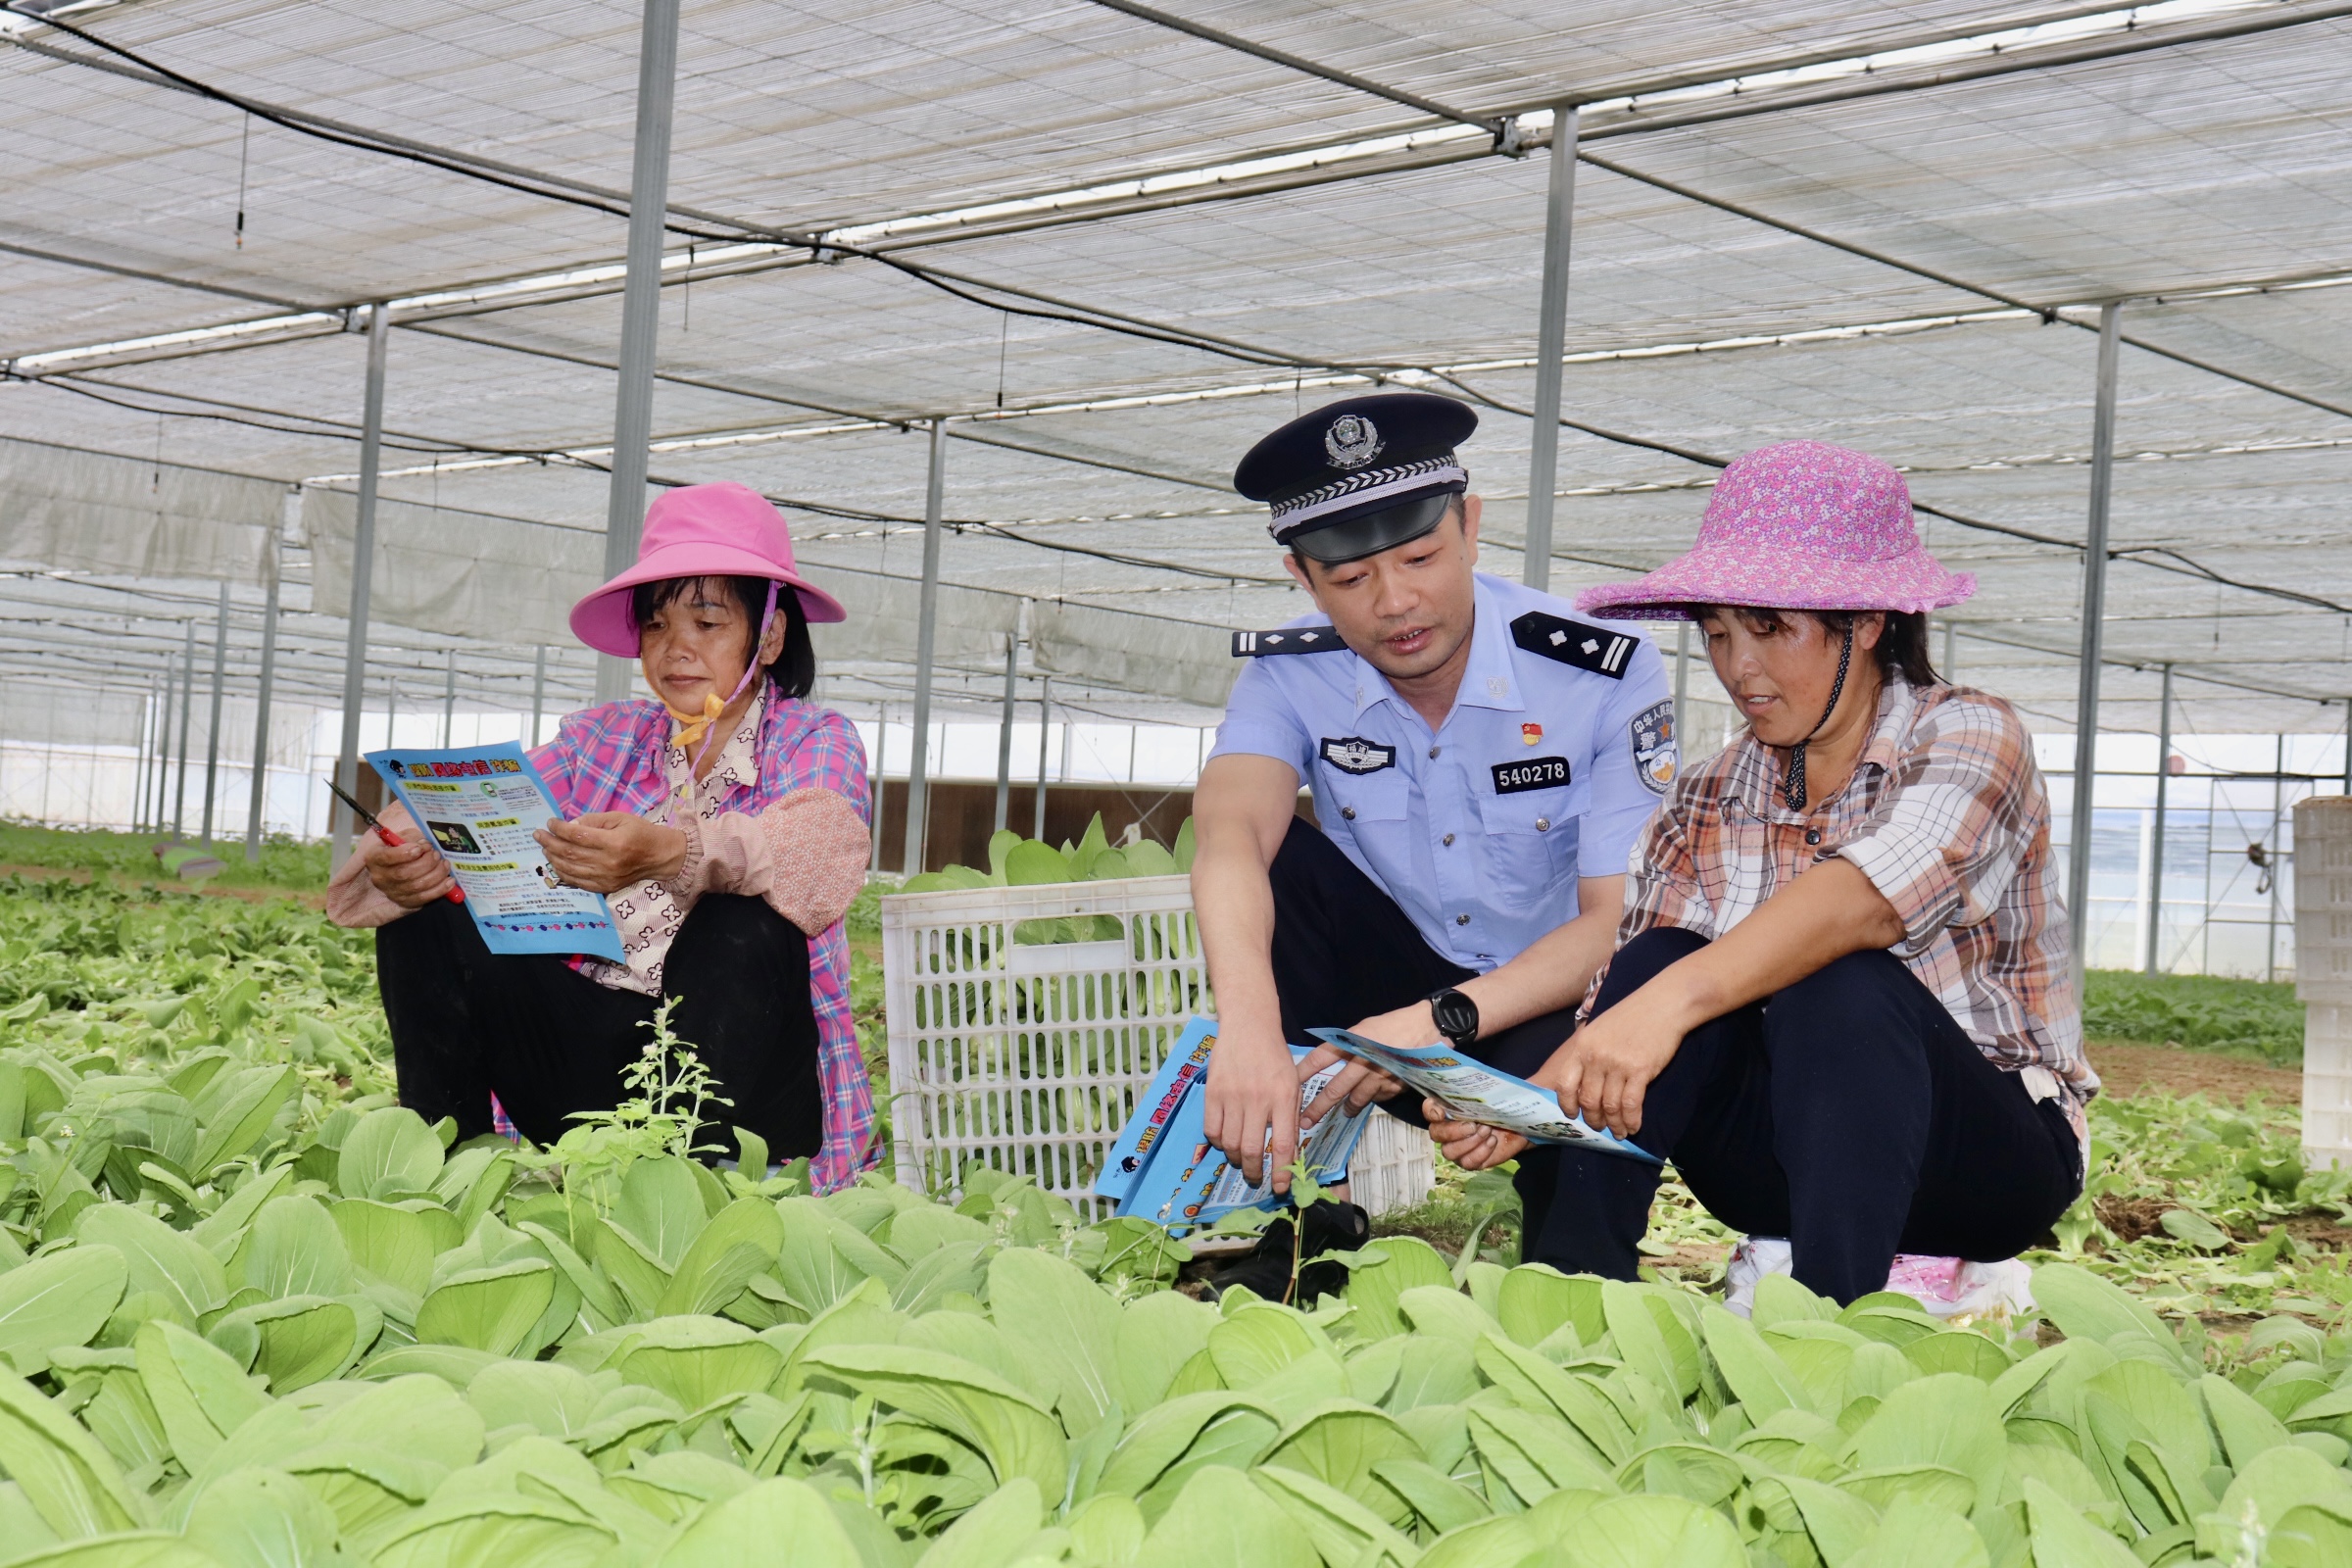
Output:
top-left (1805, 828), bottom-right (1822, 846)
top-left (1536, 817), bottom-right (1550, 832)
top-left (1455, 912), bottom-right (1470, 926)
top-left (1341, 807), bottom-right (1356, 820)
top-left (1442, 833), bottom-right (1455, 847)
top-left (1428, 746), bottom-right (1441, 760)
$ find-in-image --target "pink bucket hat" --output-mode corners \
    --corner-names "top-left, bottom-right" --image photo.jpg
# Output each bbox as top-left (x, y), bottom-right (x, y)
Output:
top-left (568, 482), bottom-right (847, 658)
top-left (1574, 441), bottom-right (1975, 621)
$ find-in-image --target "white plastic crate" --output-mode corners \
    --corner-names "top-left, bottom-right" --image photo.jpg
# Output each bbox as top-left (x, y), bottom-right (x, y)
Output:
top-left (2293, 798), bottom-right (2352, 1003)
top-left (2307, 1004), bottom-right (2352, 1171)
top-left (879, 873), bottom-right (1435, 1220)
top-left (1346, 1108), bottom-right (1436, 1215)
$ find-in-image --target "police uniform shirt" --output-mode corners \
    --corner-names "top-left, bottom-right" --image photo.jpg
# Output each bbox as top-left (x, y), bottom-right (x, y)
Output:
top-left (1208, 571), bottom-right (1677, 972)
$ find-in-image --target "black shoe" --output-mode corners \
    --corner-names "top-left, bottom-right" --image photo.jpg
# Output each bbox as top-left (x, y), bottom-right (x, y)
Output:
top-left (1202, 1199), bottom-right (1371, 1303)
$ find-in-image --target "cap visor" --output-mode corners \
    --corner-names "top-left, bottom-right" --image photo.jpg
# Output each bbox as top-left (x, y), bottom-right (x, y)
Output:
top-left (1289, 492), bottom-right (1455, 564)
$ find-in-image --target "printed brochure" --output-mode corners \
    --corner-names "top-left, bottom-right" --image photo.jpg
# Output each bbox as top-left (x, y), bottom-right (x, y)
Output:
top-left (1309, 1027), bottom-right (1661, 1164)
top-left (365, 742), bottom-right (624, 961)
top-left (1097, 1017), bottom-right (1376, 1233)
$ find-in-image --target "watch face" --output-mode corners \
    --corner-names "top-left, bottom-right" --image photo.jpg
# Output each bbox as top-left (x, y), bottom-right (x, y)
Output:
top-left (1431, 991), bottom-right (1477, 1040)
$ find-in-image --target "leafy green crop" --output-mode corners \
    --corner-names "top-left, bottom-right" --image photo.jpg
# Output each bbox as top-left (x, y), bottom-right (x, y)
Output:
top-left (2083, 969), bottom-right (2304, 1066)
top-left (900, 813), bottom-right (1195, 897)
top-left (1, 867), bottom-right (2350, 1564)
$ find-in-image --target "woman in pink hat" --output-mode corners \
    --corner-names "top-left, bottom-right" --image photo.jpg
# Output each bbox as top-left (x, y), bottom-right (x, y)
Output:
top-left (1428, 441), bottom-right (2096, 1306)
top-left (327, 483), bottom-right (877, 1191)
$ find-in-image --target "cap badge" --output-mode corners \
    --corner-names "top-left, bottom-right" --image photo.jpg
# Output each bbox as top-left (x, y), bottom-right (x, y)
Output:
top-left (1323, 414), bottom-right (1385, 470)
top-left (1522, 722), bottom-right (1544, 746)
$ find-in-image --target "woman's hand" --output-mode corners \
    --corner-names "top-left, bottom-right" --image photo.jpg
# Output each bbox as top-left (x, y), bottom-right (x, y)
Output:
top-left (1425, 976), bottom-right (1692, 1165)
top-left (534, 812), bottom-right (688, 894)
top-left (1544, 981), bottom-right (1691, 1139)
top-left (361, 829), bottom-right (457, 908)
top-left (1297, 1003), bottom-right (1419, 1127)
top-left (1428, 1102), bottom-right (1527, 1170)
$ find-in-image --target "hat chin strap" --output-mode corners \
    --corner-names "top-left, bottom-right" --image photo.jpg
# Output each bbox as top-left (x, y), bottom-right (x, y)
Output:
top-left (651, 580), bottom-right (780, 773)
top-left (1781, 621), bottom-right (1855, 812)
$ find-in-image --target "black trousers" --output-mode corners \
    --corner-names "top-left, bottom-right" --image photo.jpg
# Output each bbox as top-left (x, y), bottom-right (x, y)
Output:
top-left (376, 894), bottom-right (823, 1159)
top-left (1527, 926), bottom-right (2084, 1302)
top-left (1263, 818), bottom-right (2082, 1304)
top-left (1264, 818), bottom-right (1584, 1117)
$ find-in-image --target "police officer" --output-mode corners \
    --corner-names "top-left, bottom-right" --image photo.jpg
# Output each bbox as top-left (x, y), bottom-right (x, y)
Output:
top-left (1193, 391), bottom-right (1677, 1207)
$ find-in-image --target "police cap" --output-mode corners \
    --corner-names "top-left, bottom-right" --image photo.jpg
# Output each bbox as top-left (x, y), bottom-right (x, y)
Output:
top-left (1234, 392), bottom-right (1478, 564)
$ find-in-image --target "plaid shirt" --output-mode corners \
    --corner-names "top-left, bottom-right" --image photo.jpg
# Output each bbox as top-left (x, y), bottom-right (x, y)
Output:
top-left (1599, 676), bottom-right (2095, 1138)
top-left (534, 695), bottom-right (875, 1192)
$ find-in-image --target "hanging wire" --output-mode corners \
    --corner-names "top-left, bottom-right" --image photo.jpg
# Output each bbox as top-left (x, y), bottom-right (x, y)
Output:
top-left (995, 312), bottom-right (1009, 410)
top-left (232, 111), bottom-right (252, 248)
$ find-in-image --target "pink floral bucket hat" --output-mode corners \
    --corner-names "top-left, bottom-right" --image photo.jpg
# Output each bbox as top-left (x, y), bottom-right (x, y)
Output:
top-left (1574, 441), bottom-right (1975, 621)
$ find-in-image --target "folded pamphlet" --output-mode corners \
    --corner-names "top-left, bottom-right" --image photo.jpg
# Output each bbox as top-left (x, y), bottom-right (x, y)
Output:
top-left (1310, 1027), bottom-right (1662, 1164)
top-left (366, 742), bottom-right (624, 961)
top-left (1097, 1016), bottom-right (1376, 1234)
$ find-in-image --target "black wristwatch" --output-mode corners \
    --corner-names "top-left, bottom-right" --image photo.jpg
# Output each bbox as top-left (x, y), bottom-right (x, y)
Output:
top-left (1425, 987), bottom-right (1480, 1052)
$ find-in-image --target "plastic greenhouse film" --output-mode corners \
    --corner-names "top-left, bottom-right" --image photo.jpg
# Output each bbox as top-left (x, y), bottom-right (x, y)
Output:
top-left (1309, 1028), bottom-right (1663, 1164)
top-left (365, 742), bottom-right (624, 961)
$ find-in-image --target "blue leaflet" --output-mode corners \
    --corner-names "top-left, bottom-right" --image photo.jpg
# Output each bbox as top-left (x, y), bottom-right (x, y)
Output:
top-left (1097, 1017), bottom-right (1375, 1233)
top-left (1310, 1027), bottom-right (1662, 1165)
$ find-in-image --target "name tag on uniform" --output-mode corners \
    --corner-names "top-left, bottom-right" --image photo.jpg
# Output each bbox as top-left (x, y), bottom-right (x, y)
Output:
top-left (1492, 756), bottom-right (1571, 794)
top-left (1320, 737), bottom-right (1396, 775)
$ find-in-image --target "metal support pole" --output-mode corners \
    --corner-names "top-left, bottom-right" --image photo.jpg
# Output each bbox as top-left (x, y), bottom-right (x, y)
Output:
top-left (200, 581), bottom-right (230, 845)
top-left (597, 0), bottom-right (685, 704)
top-left (869, 705), bottom-right (889, 874)
top-left (332, 303), bottom-right (392, 863)
top-left (243, 526), bottom-right (281, 860)
top-left (1034, 677), bottom-right (1053, 840)
top-left (387, 679), bottom-right (399, 748)
top-left (530, 646), bottom-right (547, 748)
top-left (993, 636), bottom-right (1018, 833)
top-left (2066, 302), bottom-right (2122, 974)
top-left (2269, 731), bottom-right (2284, 984)
top-left (1942, 618), bottom-right (1958, 683)
top-left (902, 419), bottom-right (949, 875)
top-left (2342, 698), bottom-right (2351, 796)
top-left (130, 681), bottom-right (150, 833)
top-left (146, 661), bottom-right (173, 835)
top-left (1672, 622), bottom-right (1690, 758)
top-left (172, 619), bottom-right (195, 836)
top-left (1521, 103), bottom-right (1580, 594)
top-left (2145, 662), bottom-right (2172, 975)
top-left (441, 648), bottom-right (457, 748)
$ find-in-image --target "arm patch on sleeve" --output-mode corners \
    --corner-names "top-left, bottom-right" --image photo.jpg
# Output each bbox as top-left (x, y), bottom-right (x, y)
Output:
top-left (1631, 699), bottom-right (1679, 795)
top-left (1510, 612), bottom-right (1637, 678)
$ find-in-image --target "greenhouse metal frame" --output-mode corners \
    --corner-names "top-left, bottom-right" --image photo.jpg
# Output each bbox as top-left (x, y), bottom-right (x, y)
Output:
top-left (4, 0), bottom-right (2352, 974)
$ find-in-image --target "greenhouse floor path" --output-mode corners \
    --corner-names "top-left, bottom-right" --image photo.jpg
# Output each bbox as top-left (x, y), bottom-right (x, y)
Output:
top-left (2087, 1041), bottom-right (2302, 1102)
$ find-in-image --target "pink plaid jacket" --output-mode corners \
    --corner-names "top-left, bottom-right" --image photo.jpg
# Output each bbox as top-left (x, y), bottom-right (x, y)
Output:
top-left (535, 696), bottom-right (875, 1192)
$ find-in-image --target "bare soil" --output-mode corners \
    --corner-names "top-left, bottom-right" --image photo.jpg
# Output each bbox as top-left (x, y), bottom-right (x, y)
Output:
top-left (2086, 1042), bottom-right (2301, 1105)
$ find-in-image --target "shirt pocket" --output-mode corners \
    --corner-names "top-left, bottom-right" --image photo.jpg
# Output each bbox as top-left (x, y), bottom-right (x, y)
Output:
top-left (1318, 766), bottom-right (1409, 834)
top-left (1476, 781), bottom-right (1584, 906)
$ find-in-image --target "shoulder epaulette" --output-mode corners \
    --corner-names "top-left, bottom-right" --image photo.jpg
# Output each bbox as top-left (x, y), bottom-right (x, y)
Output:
top-left (1232, 625), bottom-right (1346, 658)
top-left (1510, 612), bottom-right (1638, 679)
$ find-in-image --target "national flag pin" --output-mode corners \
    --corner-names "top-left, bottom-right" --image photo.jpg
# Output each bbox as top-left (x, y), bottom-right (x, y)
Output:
top-left (1522, 722), bottom-right (1544, 745)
